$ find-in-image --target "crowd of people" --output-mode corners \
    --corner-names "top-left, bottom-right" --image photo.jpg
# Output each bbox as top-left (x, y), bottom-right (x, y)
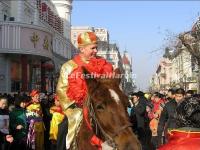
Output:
top-left (0, 91), bottom-right (63, 150)
top-left (1, 88), bottom-right (200, 150)
top-left (128, 88), bottom-right (200, 150)
top-left (1, 31), bottom-right (200, 150)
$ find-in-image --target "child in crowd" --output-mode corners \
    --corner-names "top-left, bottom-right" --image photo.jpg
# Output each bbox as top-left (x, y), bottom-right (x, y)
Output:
top-left (49, 95), bottom-right (64, 150)
top-left (0, 96), bottom-right (14, 150)
top-left (147, 92), bottom-right (165, 150)
top-left (26, 90), bottom-right (45, 150)
top-left (9, 96), bottom-right (28, 150)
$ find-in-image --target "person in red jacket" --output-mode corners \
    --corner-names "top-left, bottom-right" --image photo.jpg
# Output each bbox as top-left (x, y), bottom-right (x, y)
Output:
top-left (158, 96), bottom-right (200, 150)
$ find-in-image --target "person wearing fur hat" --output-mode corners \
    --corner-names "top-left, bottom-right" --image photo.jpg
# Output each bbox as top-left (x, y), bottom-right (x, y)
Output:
top-left (26, 90), bottom-right (45, 150)
top-left (158, 97), bottom-right (200, 150)
top-left (56, 31), bottom-right (113, 149)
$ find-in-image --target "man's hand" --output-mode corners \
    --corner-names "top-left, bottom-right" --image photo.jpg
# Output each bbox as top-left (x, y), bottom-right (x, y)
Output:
top-left (146, 106), bottom-right (151, 112)
top-left (16, 125), bottom-right (23, 130)
top-left (6, 135), bottom-right (14, 143)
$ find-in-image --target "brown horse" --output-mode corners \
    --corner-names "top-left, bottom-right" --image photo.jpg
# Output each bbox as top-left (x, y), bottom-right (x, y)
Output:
top-left (73, 68), bottom-right (141, 150)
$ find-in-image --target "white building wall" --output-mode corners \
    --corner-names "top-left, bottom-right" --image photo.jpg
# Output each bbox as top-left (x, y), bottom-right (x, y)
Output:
top-left (168, 48), bottom-right (197, 90)
top-left (16, 1), bottom-right (24, 22)
top-left (51, 0), bottom-right (72, 40)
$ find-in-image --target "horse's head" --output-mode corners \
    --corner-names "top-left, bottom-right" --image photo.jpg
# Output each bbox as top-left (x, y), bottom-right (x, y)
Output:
top-left (83, 68), bottom-right (141, 150)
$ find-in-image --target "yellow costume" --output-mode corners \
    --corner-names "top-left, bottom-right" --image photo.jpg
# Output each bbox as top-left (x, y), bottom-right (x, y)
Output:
top-left (49, 106), bottom-right (64, 141)
top-left (26, 103), bottom-right (44, 132)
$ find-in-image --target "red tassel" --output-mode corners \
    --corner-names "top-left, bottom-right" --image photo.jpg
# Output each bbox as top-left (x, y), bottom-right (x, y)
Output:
top-left (90, 135), bottom-right (103, 150)
top-left (83, 107), bottom-right (92, 130)
top-left (83, 106), bottom-right (103, 149)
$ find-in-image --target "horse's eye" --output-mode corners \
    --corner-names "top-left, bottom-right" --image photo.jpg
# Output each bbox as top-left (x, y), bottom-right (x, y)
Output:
top-left (96, 104), bottom-right (105, 110)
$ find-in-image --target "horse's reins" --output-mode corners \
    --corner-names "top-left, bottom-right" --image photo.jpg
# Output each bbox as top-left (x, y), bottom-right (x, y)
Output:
top-left (83, 95), bottom-right (133, 149)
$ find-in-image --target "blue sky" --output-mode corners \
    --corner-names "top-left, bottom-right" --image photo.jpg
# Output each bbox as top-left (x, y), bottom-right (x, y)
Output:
top-left (71, 1), bottom-right (200, 91)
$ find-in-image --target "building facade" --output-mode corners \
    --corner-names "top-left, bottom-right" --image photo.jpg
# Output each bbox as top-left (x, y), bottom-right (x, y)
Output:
top-left (0, 0), bottom-right (73, 93)
top-left (151, 48), bottom-right (198, 92)
top-left (170, 48), bottom-right (197, 91)
top-left (151, 58), bottom-right (172, 92)
top-left (122, 51), bottom-right (135, 94)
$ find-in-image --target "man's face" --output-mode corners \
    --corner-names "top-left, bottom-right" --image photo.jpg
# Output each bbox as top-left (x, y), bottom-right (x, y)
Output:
top-left (167, 91), bottom-right (172, 98)
top-left (80, 44), bottom-right (98, 60)
top-left (186, 93), bottom-right (192, 97)
top-left (0, 99), bottom-right (7, 109)
top-left (175, 94), bottom-right (184, 103)
top-left (154, 96), bottom-right (160, 102)
top-left (167, 91), bottom-right (175, 99)
top-left (55, 100), bottom-right (60, 107)
top-left (20, 102), bottom-right (26, 108)
top-left (132, 96), bottom-right (139, 104)
top-left (32, 94), bottom-right (40, 103)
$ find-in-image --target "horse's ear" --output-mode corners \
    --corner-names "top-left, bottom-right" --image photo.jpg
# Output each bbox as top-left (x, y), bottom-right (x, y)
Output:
top-left (82, 67), bottom-right (98, 92)
top-left (113, 68), bottom-right (121, 85)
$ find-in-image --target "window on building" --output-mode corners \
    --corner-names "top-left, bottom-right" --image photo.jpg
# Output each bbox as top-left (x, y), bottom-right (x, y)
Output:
top-left (191, 55), bottom-right (197, 72)
top-left (24, 6), bottom-right (34, 23)
top-left (4, 15), bottom-right (7, 21)
top-left (11, 61), bottom-right (22, 92)
top-left (2, 7), bottom-right (10, 21)
top-left (73, 33), bottom-right (77, 38)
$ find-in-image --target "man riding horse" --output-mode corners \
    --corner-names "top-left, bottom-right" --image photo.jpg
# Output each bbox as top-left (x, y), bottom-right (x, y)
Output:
top-left (56, 31), bottom-right (113, 149)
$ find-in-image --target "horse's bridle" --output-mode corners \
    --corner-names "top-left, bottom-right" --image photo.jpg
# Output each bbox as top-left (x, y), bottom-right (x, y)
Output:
top-left (85, 96), bottom-right (133, 149)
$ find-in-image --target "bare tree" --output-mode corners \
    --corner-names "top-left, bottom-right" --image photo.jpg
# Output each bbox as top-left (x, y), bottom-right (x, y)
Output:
top-left (179, 31), bottom-right (200, 92)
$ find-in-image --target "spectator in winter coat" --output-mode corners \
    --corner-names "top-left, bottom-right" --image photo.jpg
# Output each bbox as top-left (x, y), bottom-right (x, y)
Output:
top-left (9, 96), bottom-right (28, 150)
top-left (157, 88), bottom-right (185, 146)
top-left (158, 96), bottom-right (200, 150)
top-left (0, 96), bottom-right (14, 150)
top-left (130, 92), bottom-right (147, 147)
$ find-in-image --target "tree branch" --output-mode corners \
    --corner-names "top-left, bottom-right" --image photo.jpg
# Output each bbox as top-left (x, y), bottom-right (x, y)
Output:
top-left (179, 33), bottom-right (200, 60)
